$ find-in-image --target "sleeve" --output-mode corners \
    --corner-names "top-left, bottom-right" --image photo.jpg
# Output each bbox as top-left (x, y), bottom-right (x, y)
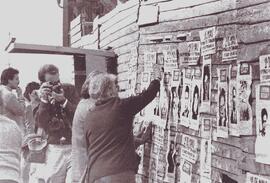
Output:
top-left (71, 102), bottom-right (88, 183)
top-left (62, 85), bottom-right (80, 121)
top-left (4, 93), bottom-right (25, 116)
top-left (120, 79), bottom-right (160, 116)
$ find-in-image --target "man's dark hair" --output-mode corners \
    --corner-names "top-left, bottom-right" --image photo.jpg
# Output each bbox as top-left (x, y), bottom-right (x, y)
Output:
top-left (1, 67), bottom-right (19, 85)
top-left (24, 82), bottom-right (40, 101)
top-left (38, 64), bottom-right (59, 83)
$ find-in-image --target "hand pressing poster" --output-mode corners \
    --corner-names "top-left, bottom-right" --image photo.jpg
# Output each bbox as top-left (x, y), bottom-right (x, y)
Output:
top-left (179, 158), bottom-right (193, 183)
top-left (255, 82), bottom-right (270, 165)
top-left (229, 64), bottom-right (239, 136)
top-left (180, 134), bottom-right (198, 164)
top-left (199, 27), bottom-right (216, 56)
top-left (217, 67), bottom-right (229, 138)
top-left (201, 55), bottom-right (212, 113)
top-left (200, 139), bottom-right (212, 183)
top-left (237, 63), bottom-right (253, 135)
top-left (190, 67), bottom-right (202, 131)
top-left (222, 34), bottom-right (238, 62)
top-left (260, 54), bottom-right (270, 82)
top-left (180, 68), bottom-right (192, 127)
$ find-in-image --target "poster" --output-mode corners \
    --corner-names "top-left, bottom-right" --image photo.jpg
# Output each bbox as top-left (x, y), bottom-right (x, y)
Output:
top-left (163, 49), bottom-right (178, 71)
top-left (180, 68), bottom-right (192, 127)
top-left (217, 67), bottom-right (229, 138)
top-left (259, 54), bottom-right (270, 82)
top-left (228, 64), bottom-right (239, 136)
top-left (222, 34), bottom-right (238, 62)
top-left (164, 134), bottom-right (177, 183)
top-left (184, 41), bottom-right (201, 65)
top-left (200, 139), bottom-right (212, 183)
top-left (201, 55), bottom-right (212, 113)
top-left (180, 134), bottom-right (198, 164)
top-left (246, 172), bottom-right (270, 183)
top-left (144, 52), bottom-right (157, 72)
top-left (200, 116), bottom-right (212, 140)
top-left (255, 82), bottom-right (270, 165)
top-left (170, 85), bottom-right (180, 125)
top-left (179, 158), bottom-right (193, 183)
top-left (158, 85), bottom-right (169, 128)
top-left (199, 27), bottom-right (216, 56)
top-left (237, 63), bottom-right (253, 135)
top-left (190, 67), bottom-right (202, 131)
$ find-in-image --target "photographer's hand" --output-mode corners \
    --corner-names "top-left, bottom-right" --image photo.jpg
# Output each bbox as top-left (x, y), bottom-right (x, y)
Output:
top-left (52, 89), bottom-right (67, 105)
top-left (40, 82), bottom-right (52, 103)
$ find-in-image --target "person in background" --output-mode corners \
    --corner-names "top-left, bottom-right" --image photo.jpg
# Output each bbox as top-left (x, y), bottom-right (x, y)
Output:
top-left (0, 67), bottom-right (25, 131)
top-left (81, 65), bottom-right (161, 183)
top-left (72, 71), bottom-right (153, 183)
top-left (32, 64), bottom-right (79, 183)
top-left (0, 88), bottom-right (23, 183)
top-left (21, 82), bottom-right (40, 183)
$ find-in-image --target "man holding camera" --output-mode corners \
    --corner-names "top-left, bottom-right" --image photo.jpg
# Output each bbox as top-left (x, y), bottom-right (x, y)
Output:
top-left (32, 64), bottom-right (79, 183)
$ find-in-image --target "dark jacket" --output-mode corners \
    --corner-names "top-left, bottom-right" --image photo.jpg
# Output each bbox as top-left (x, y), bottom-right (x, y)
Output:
top-left (84, 79), bottom-right (160, 183)
top-left (34, 83), bottom-right (79, 144)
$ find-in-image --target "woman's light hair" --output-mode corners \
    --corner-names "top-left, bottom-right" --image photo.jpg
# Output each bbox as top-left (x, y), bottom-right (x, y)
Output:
top-left (81, 70), bottom-right (103, 99)
top-left (88, 73), bottom-right (117, 101)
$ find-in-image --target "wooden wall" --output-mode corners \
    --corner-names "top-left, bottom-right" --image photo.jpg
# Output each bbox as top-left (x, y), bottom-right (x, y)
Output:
top-left (79, 0), bottom-right (270, 182)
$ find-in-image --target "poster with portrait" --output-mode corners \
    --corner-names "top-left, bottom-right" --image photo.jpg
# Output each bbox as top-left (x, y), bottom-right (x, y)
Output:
top-left (217, 67), bottom-right (229, 138)
top-left (246, 172), bottom-right (270, 183)
top-left (200, 116), bottom-right (212, 140)
top-left (180, 68), bottom-right (192, 127)
top-left (237, 63), bottom-right (253, 135)
top-left (228, 64), bottom-right (239, 136)
top-left (144, 52), bottom-right (157, 72)
top-left (164, 135), bottom-right (177, 183)
top-left (199, 27), bottom-right (216, 56)
top-left (170, 85), bottom-right (180, 125)
top-left (201, 55), bottom-right (212, 113)
top-left (179, 158), bottom-right (193, 183)
top-left (222, 34), bottom-right (238, 62)
top-left (163, 49), bottom-right (178, 72)
top-left (158, 84), bottom-right (169, 129)
top-left (186, 41), bottom-right (201, 65)
top-left (255, 83), bottom-right (270, 165)
top-left (190, 67), bottom-right (202, 131)
top-left (180, 134), bottom-right (198, 164)
top-left (260, 54), bottom-right (270, 82)
top-left (200, 139), bottom-right (211, 183)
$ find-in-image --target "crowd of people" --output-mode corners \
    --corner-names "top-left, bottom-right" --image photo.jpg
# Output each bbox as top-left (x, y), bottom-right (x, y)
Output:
top-left (0, 63), bottom-right (161, 183)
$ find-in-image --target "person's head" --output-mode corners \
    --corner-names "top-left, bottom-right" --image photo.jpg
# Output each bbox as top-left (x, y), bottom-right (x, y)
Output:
top-left (81, 70), bottom-right (103, 99)
top-left (23, 82), bottom-right (40, 102)
top-left (38, 64), bottom-right (59, 83)
top-left (88, 73), bottom-right (118, 101)
top-left (1, 67), bottom-right (20, 89)
top-left (261, 108), bottom-right (268, 123)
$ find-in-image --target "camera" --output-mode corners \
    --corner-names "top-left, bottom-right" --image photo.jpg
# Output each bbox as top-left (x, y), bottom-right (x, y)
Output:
top-left (48, 81), bottom-right (62, 94)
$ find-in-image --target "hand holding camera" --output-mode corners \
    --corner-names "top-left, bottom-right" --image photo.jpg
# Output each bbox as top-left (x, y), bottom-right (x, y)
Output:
top-left (40, 82), bottom-right (66, 104)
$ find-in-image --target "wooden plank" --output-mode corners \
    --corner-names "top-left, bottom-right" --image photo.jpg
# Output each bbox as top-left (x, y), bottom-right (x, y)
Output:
top-left (238, 22), bottom-right (270, 44)
top-left (70, 31), bottom-right (82, 44)
top-left (140, 9), bottom-right (237, 34)
top-left (237, 2), bottom-right (270, 24)
top-left (238, 42), bottom-right (270, 62)
top-left (70, 24), bottom-right (81, 37)
top-left (100, 24), bottom-right (138, 47)
top-left (159, 0), bottom-right (236, 22)
top-left (212, 141), bottom-right (242, 160)
top-left (236, 0), bottom-right (270, 9)
top-left (113, 41), bottom-right (139, 56)
top-left (100, 31), bottom-right (139, 50)
top-left (70, 14), bottom-right (81, 30)
top-left (100, 13), bottom-right (138, 42)
top-left (211, 155), bottom-right (239, 176)
top-left (159, 0), bottom-right (218, 12)
top-left (100, 5), bottom-right (138, 34)
top-left (138, 5), bottom-right (159, 26)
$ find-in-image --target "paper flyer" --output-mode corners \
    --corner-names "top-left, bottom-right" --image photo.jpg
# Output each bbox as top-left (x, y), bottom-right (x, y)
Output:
top-left (237, 63), bottom-right (253, 135)
top-left (255, 82), bottom-right (270, 165)
top-left (200, 116), bottom-right (212, 140)
top-left (260, 54), bottom-right (270, 82)
top-left (180, 134), bottom-right (198, 164)
top-left (186, 41), bottom-right (201, 65)
top-left (179, 158), bottom-right (193, 183)
top-left (228, 64), bottom-right (239, 136)
top-left (199, 27), bottom-right (216, 56)
top-left (199, 139), bottom-right (212, 183)
top-left (217, 67), bottom-right (229, 138)
top-left (222, 34), bottom-right (238, 62)
top-left (201, 55), bottom-right (212, 113)
top-left (144, 52), bottom-right (157, 72)
top-left (163, 49), bottom-right (178, 72)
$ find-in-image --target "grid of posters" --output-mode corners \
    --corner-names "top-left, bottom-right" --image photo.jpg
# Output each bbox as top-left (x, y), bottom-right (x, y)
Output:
top-left (255, 82), bottom-right (270, 165)
top-left (237, 63), bottom-right (253, 135)
top-left (199, 27), bottom-right (216, 56)
top-left (217, 67), bottom-right (229, 138)
top-left (260, 54), bottom-right (270, 82)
